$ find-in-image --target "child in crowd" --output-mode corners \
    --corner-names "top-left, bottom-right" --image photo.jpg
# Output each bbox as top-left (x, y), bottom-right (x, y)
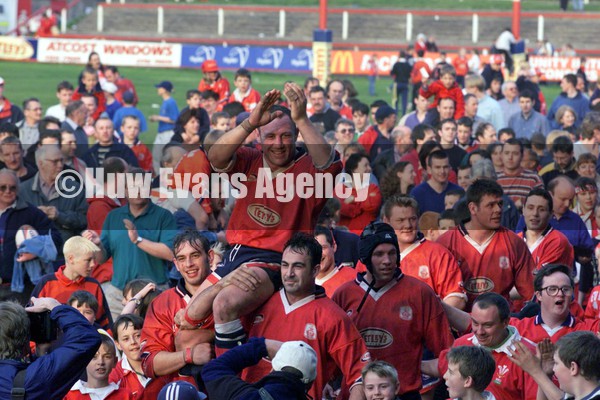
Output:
top-left (102, 82), bottom-right (122, 120)
top-left (445, 188), bottom-right (466, 210)
top-left (68, 290), bottom-right (100, 325)
top-left (65, 333), bottom-right (131, 399)
top-left (122, 116), bottom-right (152, 173)
top-left (110, 314), bottom-right (168, 399)
top-left (456, 166), bottom-right (472, 190)
top-left (210, 111), bottom-right (231, 132)
top-left (438, 209), bottom-right (457, 233)
top-left (121, 279), bottom-right (160, 319)
top-left (46, 80), bottom-right (74, 121)
top-left (362, 361), bottom-right (400, 400)
top-left (420, 64), bottom-right (464, 121)
top-left (150, 80), bottom-right (179, 173)
top-left (443, 346), bottom-right (496, 400)
top-left (229, 68), bottom-right (261, 112)
top-left (32, 236), bottom-right (113, 330)
top-left (419, 211), bottom-right (441, 242)
top-left (73, 67), bottom-right (107, 121)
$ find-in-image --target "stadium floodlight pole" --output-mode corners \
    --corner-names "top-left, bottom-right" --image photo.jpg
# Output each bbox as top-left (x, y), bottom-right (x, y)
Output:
top-left (319, 0), bottom-right (328, 30)
top-left (512, 0), bottom-right (521, 39)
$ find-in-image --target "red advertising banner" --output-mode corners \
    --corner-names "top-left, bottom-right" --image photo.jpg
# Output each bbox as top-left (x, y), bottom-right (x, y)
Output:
top-left (331, 50), bottom-right (599, 82)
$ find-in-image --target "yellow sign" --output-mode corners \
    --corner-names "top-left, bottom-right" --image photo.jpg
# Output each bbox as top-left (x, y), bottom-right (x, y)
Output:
top-left (0, 37), bottom-right (34, 60)
top-left (331, 50), bottom-right (355, 74)
top-left (312, 41), bottom-right (331, 87)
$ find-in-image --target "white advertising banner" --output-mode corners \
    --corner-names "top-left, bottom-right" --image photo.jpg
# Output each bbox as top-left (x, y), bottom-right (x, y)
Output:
top-left (37, 38), bottom-right (182, 67)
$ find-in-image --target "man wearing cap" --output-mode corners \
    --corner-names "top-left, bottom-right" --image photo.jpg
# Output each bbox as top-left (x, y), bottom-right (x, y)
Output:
top-left (198, 60), bottom-right (231, 110)
top-left (241, 233), bottom-right (369, 400)
top-left (358, 104), bottom-right (396, 160)
top-left (0, 77), bottom-right (24, 125)
top-left (481, 54), bottom-right (505, 89)
top-left (203, 338), bottom-right (317, 399)
top-left (332, 222), bottom-right (452, 400)
top-left (158, 381), bottom-right (207, 400)
top-left (150, 81), bottom-right (179, 174)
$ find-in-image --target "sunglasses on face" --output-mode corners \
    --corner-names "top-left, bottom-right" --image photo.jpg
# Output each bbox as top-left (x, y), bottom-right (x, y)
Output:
top-left (0, 185), bottom-right (17, 193)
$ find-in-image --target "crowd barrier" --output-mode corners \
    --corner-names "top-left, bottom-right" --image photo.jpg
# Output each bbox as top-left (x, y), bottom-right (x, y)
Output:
top-left (2, 36), bottom-right (599, 82)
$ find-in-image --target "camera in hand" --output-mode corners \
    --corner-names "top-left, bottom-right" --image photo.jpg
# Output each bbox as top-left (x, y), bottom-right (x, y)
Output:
top-left (27, 311), bottom-right (58, 343)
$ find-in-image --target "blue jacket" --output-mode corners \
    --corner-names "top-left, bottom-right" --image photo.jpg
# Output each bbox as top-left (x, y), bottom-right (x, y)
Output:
top-left (547, 91), bottom-right (590, 129)
top-left (0, 305), bottom-right (101, 399)
top-left (0, 197), bottom-right (62, 282)
top-left (202, 337), bottom-right (308, 400)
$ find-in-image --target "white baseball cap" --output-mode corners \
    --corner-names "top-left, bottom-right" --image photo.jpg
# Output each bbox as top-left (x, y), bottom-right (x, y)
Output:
top-left (101, 81), bottom-right (118, 94)
top-left (271, 341), bottom-right (318, 384)
top-left (0, 77), bottom-right (4, 85)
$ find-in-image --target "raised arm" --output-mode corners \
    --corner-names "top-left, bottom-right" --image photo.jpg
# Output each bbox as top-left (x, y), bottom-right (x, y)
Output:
top-left (208, 89), bottom-right (282, 170)
top-left (283, 82), bottom-right (333, 168)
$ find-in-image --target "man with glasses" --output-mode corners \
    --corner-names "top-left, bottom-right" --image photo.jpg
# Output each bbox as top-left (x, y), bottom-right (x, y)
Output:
top-left (20, 145), bottom-right (87, 252)
top-left (16, 97), bottom-right (42, 151)
top-left (333, 119), bottom-right (356, 156)
top-left (0, 169), bottom-right (62, 303)
top-left (511, 264), bottom-right (599, 343)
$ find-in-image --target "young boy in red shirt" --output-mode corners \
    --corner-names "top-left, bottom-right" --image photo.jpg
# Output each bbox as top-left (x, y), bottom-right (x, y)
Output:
top-left (122, 116), bottom-right (152, 173)
top-left (110, 314), bottom-right (168, 399)
top-left (420, 64), bottom-right (465, 121)
top-left (228, 68), bottom-right (261, 112)
top-left (65, 333), bottom-right (132, 399)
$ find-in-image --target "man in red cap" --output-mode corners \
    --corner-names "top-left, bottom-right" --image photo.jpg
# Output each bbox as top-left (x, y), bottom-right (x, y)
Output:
top-left (197, 60), bottom-right (230, 111)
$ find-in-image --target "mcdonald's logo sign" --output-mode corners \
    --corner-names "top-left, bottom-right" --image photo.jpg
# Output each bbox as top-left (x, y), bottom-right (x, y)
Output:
top-left (331, 51), bottom-right (355, 74)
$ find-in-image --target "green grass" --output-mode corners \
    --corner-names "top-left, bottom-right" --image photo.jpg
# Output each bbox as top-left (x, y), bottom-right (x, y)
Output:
top-left (170, 0), bottom-right (600, 12)
top-left (0, 60), bottom-right (561, 142)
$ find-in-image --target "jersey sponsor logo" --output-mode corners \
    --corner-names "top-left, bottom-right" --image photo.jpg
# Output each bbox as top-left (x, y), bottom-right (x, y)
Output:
top-left (464, 277), bottom-right (495, 294)
top-left (418, 265), bottom-right (430, 279)
top-left (360, 328), bottom-right (394, 349)
top-left (360, 352), bottom-right (371, 363)
top-left (253, 314), bottom-right (264, 325)
top-left (399, 306), bottom-right (413, 321)
top-left (493, 364), bottom-right (509, 385)
top-left (247, 204), bottom-right (281, 227)
top-left (304, 323), bottom-right (317, 340)
top-left (499, 256), bottom-right (510, 270)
